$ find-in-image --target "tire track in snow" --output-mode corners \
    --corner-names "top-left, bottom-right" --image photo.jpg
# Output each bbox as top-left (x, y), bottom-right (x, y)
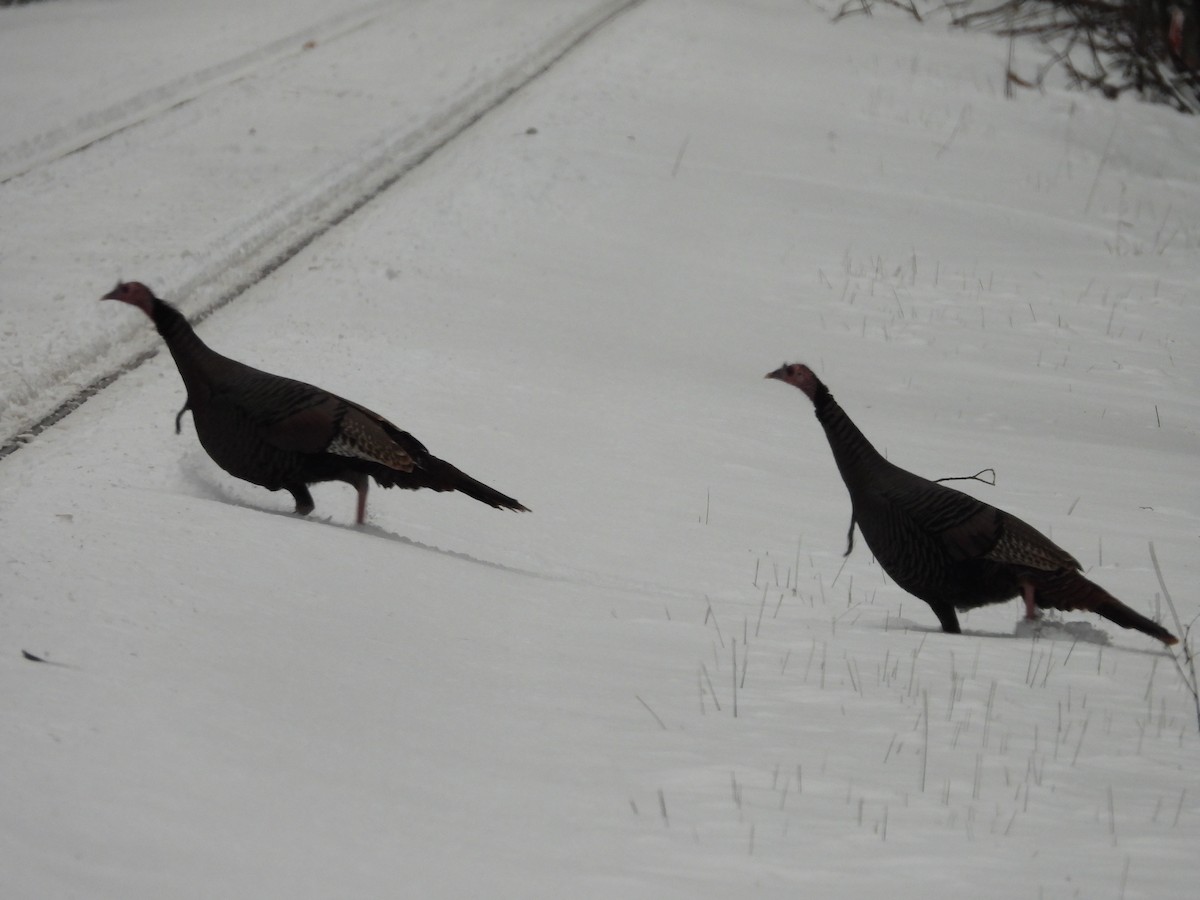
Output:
top-left (0, 0), bottom-right (397, 185)
top-left (0, 0), bottom-right (646, 461)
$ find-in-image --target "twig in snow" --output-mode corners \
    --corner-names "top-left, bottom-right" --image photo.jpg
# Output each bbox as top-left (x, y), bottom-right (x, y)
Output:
top-left (1149, 541), bottom-right (1200, 734)
top-left (920, 689), bottom-right (930, 792)
top-left (700, 663), bottom-right (721, 712)
top-left (936, 105), bottom-right (968, 158)
top-left (704, 596), bottom-right (725, 647)
top-left (636, 695), bottom-right (667, 730)
top-left (671, 134), bottom-right (691, 178)
top-left (732, 639), bottom-right (739, 717)
top-left (834, 0), bottom-right (921, 22)
top-left (1108, 784), bottom-right (1118, 846)
top-left (1085, 116), bottom-right (1119, 214)
top-left (832, 0), bottom-right (873, 21)
top-left (1071, 716), bottom-right (1090, 766)
top-left (21, 650), bottom-right (74, 669)
top-left (1004, 13), bottom-right (1017, 99)
top-left (982, 679), bottom-right (997, 749)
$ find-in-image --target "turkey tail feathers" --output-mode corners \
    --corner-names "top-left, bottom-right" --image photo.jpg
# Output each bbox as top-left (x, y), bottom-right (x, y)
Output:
top-left (1035, 571), bottom-right (1178, 646)
top-left (449, 468), bottom-right (530, 512)
top-left (379, 456), bottom-right (528, 511)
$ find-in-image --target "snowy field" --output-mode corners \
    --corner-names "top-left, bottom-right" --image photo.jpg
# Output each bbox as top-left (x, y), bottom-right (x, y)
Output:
top-left (2, 1), bottom-right (1199, 897)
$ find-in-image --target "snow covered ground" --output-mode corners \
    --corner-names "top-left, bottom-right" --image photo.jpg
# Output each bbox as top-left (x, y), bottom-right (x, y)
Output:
top-left (0, 0), bottom-right (638, 443)
top-left (2, 1), bottom-right (1198, 897)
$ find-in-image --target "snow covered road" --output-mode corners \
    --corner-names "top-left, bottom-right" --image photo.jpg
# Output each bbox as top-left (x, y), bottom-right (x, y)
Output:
top-left (0, 0), bottom-right (641, 446)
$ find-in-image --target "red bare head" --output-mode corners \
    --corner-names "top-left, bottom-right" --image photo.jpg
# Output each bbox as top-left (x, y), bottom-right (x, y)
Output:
top-left (101, 281), bottom-right (156, 316)
top-left (765, 362), bottom-right (821, 401)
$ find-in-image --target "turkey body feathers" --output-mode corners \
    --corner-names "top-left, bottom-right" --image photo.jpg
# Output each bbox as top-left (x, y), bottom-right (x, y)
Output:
top-left (102, 282), bottom-right (528, 522)
top-left (766, 362), bottom-right (1176, 646)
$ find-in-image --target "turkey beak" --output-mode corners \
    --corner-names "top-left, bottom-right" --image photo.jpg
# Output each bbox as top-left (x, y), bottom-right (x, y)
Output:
top-left (765, 367), bottom-right (784, 381)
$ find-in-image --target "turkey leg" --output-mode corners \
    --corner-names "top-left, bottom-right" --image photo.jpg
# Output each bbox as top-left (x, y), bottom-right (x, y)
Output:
top-left (1020, 580), bottom-right (1039, 620)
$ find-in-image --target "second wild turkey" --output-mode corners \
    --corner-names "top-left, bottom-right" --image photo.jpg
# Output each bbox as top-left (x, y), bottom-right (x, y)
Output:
top-left (766, 363), bottom-right (1176, 646)
top-left (102, 282), bottom-right (528, 524)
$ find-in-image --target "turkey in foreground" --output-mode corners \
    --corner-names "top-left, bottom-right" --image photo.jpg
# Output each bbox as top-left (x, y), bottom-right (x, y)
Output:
top-left (766, 363), bottom-right (1176, 646)
top-left (102, 282), bottom-right (529, 523)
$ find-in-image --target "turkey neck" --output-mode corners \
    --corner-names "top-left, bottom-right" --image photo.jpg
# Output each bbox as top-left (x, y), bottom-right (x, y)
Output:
top-left (149, 298), bottom-right (228, 399)
top-left (809, 381), bottom-right (895, 494)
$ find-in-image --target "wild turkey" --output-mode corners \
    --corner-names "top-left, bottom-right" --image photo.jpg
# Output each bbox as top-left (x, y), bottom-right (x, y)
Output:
top-left (102, 282), bottom-right (528, 524)
top-left (766, 363), bottom-right (1177, 646)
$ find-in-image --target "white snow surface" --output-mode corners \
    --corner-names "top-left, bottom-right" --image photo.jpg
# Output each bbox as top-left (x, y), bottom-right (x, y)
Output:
top-left (2, 1), bottom-right (1199, 897)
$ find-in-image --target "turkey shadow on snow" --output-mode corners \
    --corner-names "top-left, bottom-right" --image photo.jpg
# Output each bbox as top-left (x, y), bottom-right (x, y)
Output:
top-left (870, 617), bottom-right (1036, 642)
top-left (338, 520), bottom-right (546, 581)
top-left (178, 456), bottom-right (546, 580)
top-left (1010, 618), bottom-right (1180, 658)
top-left (874, 614), bottom-right (1172, 656)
